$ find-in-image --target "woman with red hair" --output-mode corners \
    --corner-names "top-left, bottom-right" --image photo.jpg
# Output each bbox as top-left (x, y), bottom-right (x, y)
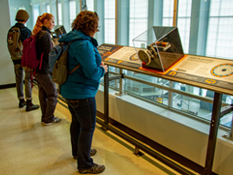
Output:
top-left (33, 13), bottom-right (61, 126)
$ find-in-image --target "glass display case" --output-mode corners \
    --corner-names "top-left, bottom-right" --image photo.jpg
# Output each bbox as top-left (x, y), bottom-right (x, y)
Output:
top-left (133, 26), bottom-right (184, 72)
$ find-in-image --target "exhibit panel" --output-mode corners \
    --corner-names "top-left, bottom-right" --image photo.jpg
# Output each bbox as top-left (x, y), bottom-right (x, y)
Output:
top-left (98, 26), bottom-right (233, 175)
top-left (167, 55), bottom-right (233, 90)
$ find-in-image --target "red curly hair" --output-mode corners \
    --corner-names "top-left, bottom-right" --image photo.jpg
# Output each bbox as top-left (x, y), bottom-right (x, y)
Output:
top-left (72, 11), bottom-right (99, 36)
top-left (32, 13), bottom-right (54, 36)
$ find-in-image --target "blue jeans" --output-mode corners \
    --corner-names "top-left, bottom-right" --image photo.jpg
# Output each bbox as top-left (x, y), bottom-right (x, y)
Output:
top-left (35, 73), bottom-right (57, 122)
top-left (14, 64), bottom-right (32, 100)
top-left (66, 97), bottom-right (96, 170)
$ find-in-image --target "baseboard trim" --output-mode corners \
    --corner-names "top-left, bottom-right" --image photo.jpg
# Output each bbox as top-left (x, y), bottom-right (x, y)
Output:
top-left (0, 83), bottom-right (16, 89)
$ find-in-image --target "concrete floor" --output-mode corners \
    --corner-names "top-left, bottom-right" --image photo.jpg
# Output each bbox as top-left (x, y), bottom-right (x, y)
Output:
top-left (0, 87), bottom-right (182, 175)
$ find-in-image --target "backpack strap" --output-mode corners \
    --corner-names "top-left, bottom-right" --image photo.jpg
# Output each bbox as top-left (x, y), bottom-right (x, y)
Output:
top-left (12, 25), bottom-right (23, 42)
top-left (66, 40), bottom-right (81, 75)
top-left (69, 64), bottom-right (80, 75)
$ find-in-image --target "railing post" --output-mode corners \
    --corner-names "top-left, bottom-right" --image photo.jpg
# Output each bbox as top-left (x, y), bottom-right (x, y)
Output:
top-left (116, 68), bottom-right (123, 96)
top-left (168, 81), bottom-right (174, 108)
top-left (104, 70), bottom-right (109, 127)
top-left (203, 92), bottom-right (222, 175)
top-left (231, 115), bottom-right (233, 138)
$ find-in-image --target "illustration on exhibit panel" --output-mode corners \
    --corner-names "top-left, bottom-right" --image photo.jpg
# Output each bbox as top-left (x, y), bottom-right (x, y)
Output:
top-left (98, 44), bottom-right (142, 68)
top-left (211, 63), bottom-right (233, 77)
top-left (166, 55), bottom-right (233, 90)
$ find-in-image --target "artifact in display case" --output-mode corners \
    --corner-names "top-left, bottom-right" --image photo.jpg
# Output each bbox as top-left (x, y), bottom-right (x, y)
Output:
top-left (133, 26), bottom-right (184, 72)
top-left (53, 25), bottom-right (67, 38)
top-left (52, 25), bottom-right (67, 46)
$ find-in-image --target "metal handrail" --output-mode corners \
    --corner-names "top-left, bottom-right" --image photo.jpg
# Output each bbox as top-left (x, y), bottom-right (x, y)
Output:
top-left (104, 68), bottom-right (232, 131)
top-left (107, 70), bottom-right (226, 105)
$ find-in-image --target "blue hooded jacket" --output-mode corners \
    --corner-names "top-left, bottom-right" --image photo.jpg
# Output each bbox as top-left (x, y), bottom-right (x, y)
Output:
top-left (58, 30), bottom-right (105, 99)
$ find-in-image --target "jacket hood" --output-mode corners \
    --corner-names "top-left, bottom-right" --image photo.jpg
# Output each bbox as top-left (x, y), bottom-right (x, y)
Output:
top-left (58, 30), bottom-right (91, 44)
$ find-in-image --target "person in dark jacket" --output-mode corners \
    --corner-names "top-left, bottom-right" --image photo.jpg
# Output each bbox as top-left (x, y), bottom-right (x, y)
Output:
top-left (32, 13), bottom-right (61, 126)
top-left (7, 9), bottom-right (39, 111)
top-left (59, 11), bottom-right (108, 174)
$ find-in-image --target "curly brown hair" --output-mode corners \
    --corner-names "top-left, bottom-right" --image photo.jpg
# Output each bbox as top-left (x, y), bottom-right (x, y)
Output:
top-left (72, 11), bottom-right (99, 36)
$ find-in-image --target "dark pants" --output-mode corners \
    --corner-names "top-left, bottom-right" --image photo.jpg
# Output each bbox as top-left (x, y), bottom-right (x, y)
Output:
top-left (66, 97), bottom-right (96, 170)
top-left (35, 73), bottom-right (57, 122)
top-left (14, 64), bottom-right (32, 100)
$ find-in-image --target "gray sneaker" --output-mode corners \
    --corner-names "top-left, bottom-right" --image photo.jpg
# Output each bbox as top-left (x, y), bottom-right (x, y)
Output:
top-left (79, 163), bottom-right (105, 174)
top-left (42, 117), bottom-right (61, 126)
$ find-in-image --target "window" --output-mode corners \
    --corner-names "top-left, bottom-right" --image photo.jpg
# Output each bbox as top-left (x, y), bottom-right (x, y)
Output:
top-left (46, 4), bottom-right (50, 13)
top-left (163, 0), bottom-right (174, 26)
top-left (129, 0), bottom-right (148, 46)
top-left (33, 4), bottom-right (40, 26)
top-left (104, 0), bottom-right (115, 44)
top-left (86, 0), bottom-right (94, 11)
top-left (177, 0), bottom-right (192, 54)
top-left (69, 0), bottom-right (76, 30)
top-left (206, 0), bottom-right (233, 60)
top-left (58, 2), bottom-right (62, 25)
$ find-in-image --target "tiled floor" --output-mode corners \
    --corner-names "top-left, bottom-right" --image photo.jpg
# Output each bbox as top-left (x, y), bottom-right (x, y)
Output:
top-left (0, 87), bottom-right (182, 175)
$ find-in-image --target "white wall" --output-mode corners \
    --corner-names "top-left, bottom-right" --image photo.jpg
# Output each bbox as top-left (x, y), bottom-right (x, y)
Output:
top-left (96, 86), bottom-right (233, 175)
top-left (8, 0), bottom-right (33, 29)
top-left (0, 0), bottom-right (15, 86)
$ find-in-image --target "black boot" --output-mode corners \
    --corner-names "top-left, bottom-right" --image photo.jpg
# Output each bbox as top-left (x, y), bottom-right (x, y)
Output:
top-left (26, 100), bottom-right (39, 112)
top-left (19, 99), bottom-right (26, 108)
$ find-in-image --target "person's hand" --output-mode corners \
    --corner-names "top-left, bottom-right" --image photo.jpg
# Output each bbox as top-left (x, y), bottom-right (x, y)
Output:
top-left (102, 65), bottom-right (108, 73)
top-left (101, 61), bottom-right (108, 73)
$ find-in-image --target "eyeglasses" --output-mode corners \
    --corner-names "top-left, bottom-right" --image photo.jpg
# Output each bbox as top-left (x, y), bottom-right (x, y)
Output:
top-left (97, 25), bottom-right (100, 32)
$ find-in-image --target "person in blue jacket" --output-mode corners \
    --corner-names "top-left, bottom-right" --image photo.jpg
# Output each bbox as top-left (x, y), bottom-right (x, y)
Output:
top-left (59, 11), bottom-right (108, 174)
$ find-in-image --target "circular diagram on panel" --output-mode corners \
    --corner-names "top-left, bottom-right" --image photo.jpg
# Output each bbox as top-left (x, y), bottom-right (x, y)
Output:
top-left (211, 63), bottom-right (233, 77)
